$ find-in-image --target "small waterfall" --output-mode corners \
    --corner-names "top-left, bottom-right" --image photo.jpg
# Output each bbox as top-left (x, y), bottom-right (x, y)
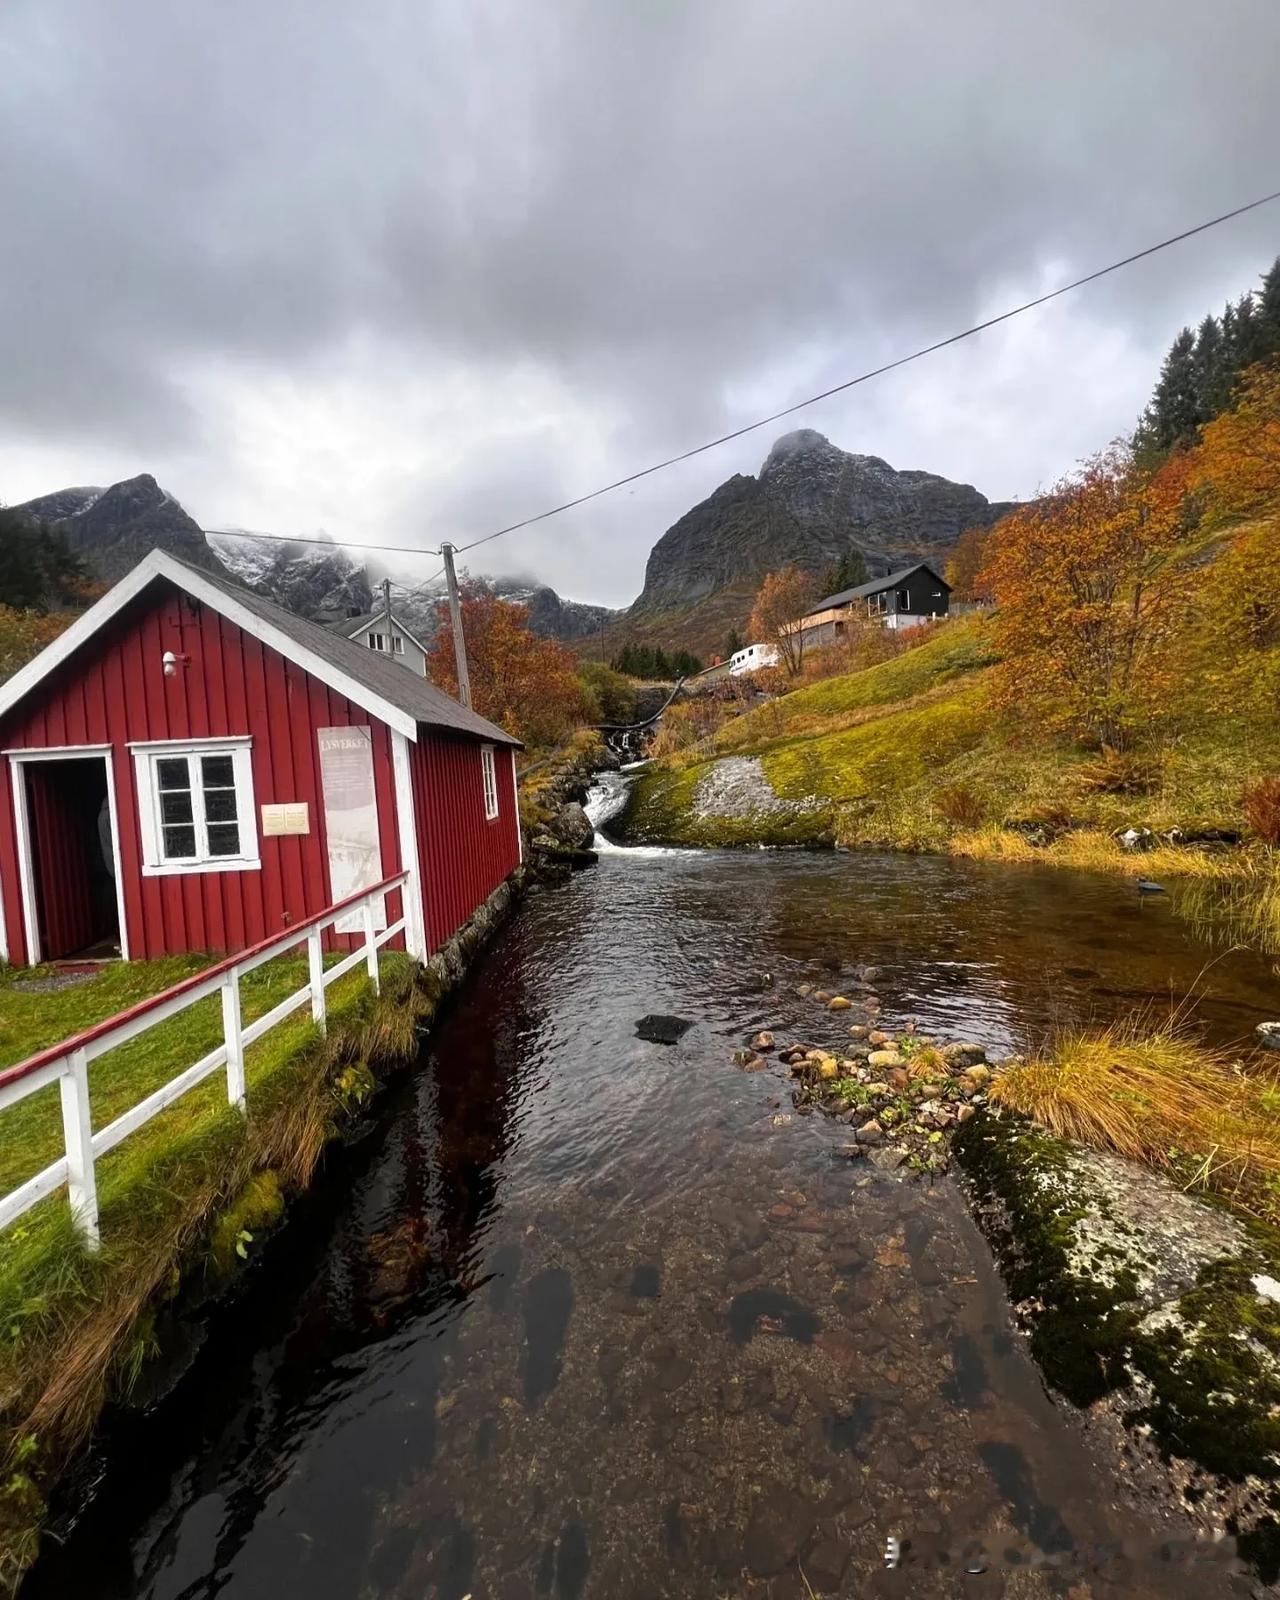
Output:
top-left (583, 770), bottom-right (634, 854)
top-left (584, 767), bottom-right (686, 858)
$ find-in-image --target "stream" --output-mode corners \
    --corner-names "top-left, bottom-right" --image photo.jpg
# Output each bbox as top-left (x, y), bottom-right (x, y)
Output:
top-left (23, 796), bottom-right (1280, 1599)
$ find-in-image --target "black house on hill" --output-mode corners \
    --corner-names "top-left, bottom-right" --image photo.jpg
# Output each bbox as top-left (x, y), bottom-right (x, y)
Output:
top-left (796, 563), bottom-right (951, 646)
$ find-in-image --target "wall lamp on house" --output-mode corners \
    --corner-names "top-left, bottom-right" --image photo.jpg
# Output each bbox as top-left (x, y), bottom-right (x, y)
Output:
top-left (162, 650), bottom-right (191, 679)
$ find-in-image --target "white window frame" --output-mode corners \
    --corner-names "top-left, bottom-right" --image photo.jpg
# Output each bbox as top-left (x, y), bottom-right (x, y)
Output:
top-left (391, 635), bottom-right (405, 655)
top-left (130, 736), bottom-right (261, 876)
top-left (367, 632), bottom-right (387, 653)
top-left (481, 744), bottom-right (499, 821)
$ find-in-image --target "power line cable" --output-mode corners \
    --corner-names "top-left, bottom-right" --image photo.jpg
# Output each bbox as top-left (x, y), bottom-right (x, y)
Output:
top-left (204, 187), bottom-right (1280, 564)
top-left (452, 186), bottom-right (1280, 555)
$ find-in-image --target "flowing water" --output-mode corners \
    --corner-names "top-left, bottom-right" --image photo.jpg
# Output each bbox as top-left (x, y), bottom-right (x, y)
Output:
top-left (25, 818), bottom-right (1280, 1599)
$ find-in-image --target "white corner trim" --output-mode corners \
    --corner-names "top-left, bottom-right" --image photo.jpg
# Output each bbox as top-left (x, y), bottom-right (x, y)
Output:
top-left (510, 748), bottom-right (523, 865)
top-left (391, 731), bottom-right (428, 960)
top-left (0, 550), bottom-right (419, 742)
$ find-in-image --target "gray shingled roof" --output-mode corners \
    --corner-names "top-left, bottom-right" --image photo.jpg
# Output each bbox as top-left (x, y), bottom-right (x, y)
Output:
top-left (168, 557), bottom-right (521, 747)
top-left (804, 562), bottom-right (950, 616)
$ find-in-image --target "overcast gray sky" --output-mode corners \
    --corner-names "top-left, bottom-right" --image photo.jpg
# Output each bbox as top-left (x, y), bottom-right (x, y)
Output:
top-left (2, 0), bottom-right (1278, 606)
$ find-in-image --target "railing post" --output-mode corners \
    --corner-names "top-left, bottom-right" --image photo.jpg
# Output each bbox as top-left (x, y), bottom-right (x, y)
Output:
top-left (59, 1048), bottom-right (99, 1250)
top-left (362, 899), bottom-right (380, 995)
top-left (222, 972), bottom-right (246, 1112)
top-left (308, 927), bottom-right (327, 1034)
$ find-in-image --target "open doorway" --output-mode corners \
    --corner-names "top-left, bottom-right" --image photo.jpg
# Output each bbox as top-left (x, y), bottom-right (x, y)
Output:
top-left (17, 755), bottom-right (123, 963)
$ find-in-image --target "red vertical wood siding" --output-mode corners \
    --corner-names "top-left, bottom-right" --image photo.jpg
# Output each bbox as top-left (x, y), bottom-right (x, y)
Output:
top-left (0, 582), bottom-right (405, 965)
top-left (412, 735), bottom-right (520, 951)
top-left (25, 766), bottom-right (95, 959)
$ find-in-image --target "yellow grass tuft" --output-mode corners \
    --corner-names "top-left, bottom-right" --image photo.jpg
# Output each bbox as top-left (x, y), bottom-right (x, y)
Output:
top-left (993, 1019), bottom-right (1280, 1216)
top-left (950, 824), bottom-right (1259, 882)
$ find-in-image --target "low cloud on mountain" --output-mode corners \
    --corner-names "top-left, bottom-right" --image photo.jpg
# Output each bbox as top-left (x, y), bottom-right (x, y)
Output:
top-left (2, 0), bottom-right (1279, 605)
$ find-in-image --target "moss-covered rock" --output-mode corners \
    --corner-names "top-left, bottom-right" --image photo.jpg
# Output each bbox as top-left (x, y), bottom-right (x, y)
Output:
top-left (954, 1109), bottom-right (1280, 1576)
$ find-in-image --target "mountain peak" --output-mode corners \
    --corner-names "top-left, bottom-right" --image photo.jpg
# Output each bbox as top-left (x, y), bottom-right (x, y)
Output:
top-left (626, 427), bottom-right (1011, 654)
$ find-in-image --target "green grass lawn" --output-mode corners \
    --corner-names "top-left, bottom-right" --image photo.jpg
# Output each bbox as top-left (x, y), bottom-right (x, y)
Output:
top-left (0, 954), bottom-right (332, 1200)
top-left (619, 607), bottom-right (1280, 858)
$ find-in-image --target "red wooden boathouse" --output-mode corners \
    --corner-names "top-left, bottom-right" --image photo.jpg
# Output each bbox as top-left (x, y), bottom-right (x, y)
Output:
top-left (0, 551), bottom-right (523, 968)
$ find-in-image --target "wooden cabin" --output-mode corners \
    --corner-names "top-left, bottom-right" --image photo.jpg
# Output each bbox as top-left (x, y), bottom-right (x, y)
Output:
top-left (0, 551), bottom-right (522, 967)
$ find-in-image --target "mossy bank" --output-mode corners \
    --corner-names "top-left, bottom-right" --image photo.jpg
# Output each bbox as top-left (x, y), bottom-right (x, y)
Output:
top-left (954, 1111), bottom-right (1280, 1582)
top-left (0, 871), bottom-right (529, 1596)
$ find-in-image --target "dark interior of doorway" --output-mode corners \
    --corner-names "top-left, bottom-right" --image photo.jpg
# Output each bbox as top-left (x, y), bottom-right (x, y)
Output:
top-left (26, 758), bottom-right (121, 963)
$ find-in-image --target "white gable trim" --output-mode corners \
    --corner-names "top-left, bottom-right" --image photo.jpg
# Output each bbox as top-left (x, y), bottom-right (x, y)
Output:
top-left (346, 611), bottom-right (432, 659)
top-left (0, 551), bottom-right (419, 741)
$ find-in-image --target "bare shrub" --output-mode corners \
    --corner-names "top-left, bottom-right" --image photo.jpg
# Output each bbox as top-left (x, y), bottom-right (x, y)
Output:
top-left (1243, 777), bottom-right (1280, 845)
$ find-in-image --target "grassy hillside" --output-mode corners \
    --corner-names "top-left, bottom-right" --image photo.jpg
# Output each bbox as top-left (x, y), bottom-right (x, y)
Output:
top-left (618, 598), bottom-right (1280, 869)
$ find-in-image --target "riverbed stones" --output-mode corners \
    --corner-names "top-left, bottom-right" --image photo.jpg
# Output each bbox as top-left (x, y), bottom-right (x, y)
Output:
top-left (1257, 1022), bottom-right (1280, 1051)
top-left (868, 1030), bottom-right (890, 1047)
top-left (847, 1024), bottom-right (869, 1039)
top-left (750, 1031), bottom-right (776, 1052)
top-left (827, 996), bottom-right (852, 1011)
top-left (867, 1049), bottom-right (904, 1070)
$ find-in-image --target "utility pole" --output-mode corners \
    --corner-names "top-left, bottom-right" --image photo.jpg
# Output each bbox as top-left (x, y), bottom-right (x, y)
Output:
top-left (381, 576), bottom-right (393, 632)
top-left (439, 542), bottom-right (472, 708)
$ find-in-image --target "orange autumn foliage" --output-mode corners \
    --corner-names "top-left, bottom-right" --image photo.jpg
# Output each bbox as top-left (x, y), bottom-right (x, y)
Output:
top-left (427, 587), bottom-right (590, 749)
top-left (944, 525), bottom-right (991, 603)
top-left (0, 606), bottom-right (76, 685)
top-left (980, 445), bottom-right (1196, 749)
top-left (749, 567), bottom-right (818, 675)
top-left (1191, 360), bottom-right (1280, 525)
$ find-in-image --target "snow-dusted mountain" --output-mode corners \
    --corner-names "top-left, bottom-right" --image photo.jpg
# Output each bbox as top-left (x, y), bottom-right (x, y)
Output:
top-left (207, 530), bottom-right (372, 621)
top-left (10, 474), bottom-right (615, 645)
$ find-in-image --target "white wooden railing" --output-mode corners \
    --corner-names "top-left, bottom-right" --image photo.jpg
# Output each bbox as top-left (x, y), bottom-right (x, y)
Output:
top-left (0, 871), bottom-right (410, 1249)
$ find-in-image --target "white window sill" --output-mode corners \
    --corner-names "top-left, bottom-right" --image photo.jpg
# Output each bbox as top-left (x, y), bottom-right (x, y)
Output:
top-left (141, 858), bottom-right (262, 878)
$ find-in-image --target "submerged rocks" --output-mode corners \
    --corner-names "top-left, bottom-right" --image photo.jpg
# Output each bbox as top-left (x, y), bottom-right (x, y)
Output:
top-left (751, 1031), bottom-right (776, 1052)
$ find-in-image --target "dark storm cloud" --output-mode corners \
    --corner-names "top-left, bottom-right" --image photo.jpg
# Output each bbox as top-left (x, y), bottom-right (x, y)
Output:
top-left (2, 0), bottom-right (1279, 601)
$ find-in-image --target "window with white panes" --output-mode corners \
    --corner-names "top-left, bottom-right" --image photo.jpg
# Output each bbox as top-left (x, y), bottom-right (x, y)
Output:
top-left (481, 744), bottom-right (499, 820)
top-left (132, 740), bottom-right (260, 874)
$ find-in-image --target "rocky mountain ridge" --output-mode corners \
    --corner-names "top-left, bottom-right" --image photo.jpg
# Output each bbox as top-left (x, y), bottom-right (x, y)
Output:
top-left (628, 429), bottom-right (1010, 627)
top-left (10, 475), bottom-right (611, 645)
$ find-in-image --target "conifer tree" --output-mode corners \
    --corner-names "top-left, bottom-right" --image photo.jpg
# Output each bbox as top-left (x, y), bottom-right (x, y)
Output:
top-left (1234, 293), bottom-right (1263, 371)
top-left (1148, 327), bottom-right (1200, 447)
top-left (1258, 257), bottom-right (1280, 352)
top-left (820, 547), bottom-right (869, 597)
top-left (1192, 314), bottom-right (1225, 422)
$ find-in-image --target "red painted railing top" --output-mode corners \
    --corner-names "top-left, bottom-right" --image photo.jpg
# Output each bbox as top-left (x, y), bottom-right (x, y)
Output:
top-left (0, 872), bottom-right (409, 1093)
